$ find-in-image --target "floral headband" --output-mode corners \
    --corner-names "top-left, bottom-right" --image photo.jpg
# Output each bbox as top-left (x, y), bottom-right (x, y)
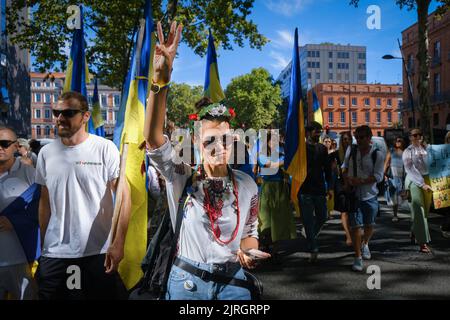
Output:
top-left (188, 102), bottom-right (236, 122)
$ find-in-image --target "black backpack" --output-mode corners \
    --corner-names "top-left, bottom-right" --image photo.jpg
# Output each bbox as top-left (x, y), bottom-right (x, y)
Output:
top-left (129, 176), bottom-right (193, 300)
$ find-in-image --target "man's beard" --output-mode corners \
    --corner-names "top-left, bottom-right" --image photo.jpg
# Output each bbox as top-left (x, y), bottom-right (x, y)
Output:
top-left (57, 122), bottom-right (82, 138)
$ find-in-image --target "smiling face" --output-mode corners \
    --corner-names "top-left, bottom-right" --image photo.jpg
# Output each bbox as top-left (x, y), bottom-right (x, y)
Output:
top-left (0, 128), bottom-right (18, 164)
top-left (53, 98), bottom-right (90, 138)
top-left (198, 119), bottom-right (234, 166)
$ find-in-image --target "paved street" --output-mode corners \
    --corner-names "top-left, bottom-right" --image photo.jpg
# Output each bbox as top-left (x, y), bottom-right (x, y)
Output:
top-left (254, 199), bottom-right (450, 300)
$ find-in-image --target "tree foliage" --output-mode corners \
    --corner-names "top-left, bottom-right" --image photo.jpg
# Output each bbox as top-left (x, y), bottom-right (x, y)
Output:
top-left (166, 83), bottom-right (203, 126)
top-left (7, 0), bottom-right (268, 88)
top-left (225, 68), bottom-right (282, 131)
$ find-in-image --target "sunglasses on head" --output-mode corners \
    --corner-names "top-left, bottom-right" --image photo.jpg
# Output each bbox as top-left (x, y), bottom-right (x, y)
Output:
top-left (52, 109), bottom-right (83, 118)
top-left (0, 140), bottom-right (17, 149)
top-left (202, 134), bottom-right (235, 149)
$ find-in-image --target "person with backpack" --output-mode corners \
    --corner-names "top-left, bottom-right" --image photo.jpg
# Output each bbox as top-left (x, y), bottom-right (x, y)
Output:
top-left (342, 125), bottom-right (385, 272)
top-left (143, 21), bottom-right (270, 300)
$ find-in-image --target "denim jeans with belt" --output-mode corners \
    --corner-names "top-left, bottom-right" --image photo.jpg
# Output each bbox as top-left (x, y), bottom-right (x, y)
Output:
top-left (299, 194), bottom-right (328, 253)
top-left (165, 256), bottom-right (251, 300)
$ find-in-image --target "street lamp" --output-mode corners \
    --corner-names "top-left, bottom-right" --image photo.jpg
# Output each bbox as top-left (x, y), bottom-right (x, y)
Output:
top-left (382, 39), bottom-right (416, 128)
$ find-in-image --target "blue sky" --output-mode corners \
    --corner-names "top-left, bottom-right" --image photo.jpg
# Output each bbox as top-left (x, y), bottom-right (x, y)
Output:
top-left (172, 0), bottom-right (441, 88)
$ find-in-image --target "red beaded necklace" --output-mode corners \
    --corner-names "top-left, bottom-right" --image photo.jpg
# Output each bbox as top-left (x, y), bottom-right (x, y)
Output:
top-left (201, 167), bottom-right (240, 245)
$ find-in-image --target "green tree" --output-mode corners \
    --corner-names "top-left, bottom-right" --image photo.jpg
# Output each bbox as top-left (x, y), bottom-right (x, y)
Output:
top-left (350, 0), bottom-right (449, 143)
top-left (167, 83), bottom-right (203, 126)
top-left (7, 0), bottom-right (268, 89)
top-left (225, 68), bottom-right (282, 131)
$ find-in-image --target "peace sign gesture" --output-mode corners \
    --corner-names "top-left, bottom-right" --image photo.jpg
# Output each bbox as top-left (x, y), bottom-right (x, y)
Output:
top-left (153, 21), bottom-right (183, 84)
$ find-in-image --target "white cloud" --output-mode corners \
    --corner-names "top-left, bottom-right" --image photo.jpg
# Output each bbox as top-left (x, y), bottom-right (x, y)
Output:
top-left (271, 30), bottom-right (295, 49)
top-left (269, 51), bottom-right (290, 70)
top-left (264, 0), bottom-right (313, 17)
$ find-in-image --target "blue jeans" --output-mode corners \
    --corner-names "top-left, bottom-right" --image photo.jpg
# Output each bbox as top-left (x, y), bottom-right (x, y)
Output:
top-left (348, 196), bottom-right (379, 229)
top-left (165, 256), bottom-right (251, 300)
top-left (299, 194), bottom-right (328, 253)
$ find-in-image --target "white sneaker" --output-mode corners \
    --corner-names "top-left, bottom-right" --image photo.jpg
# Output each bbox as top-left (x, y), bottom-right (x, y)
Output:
top-left (352, 257), bottom-right (363, 272)
top-left (362, 244), bottom-right (371, 260)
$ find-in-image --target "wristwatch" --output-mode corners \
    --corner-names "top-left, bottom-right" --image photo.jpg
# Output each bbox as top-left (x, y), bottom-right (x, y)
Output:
top-left (150, 81), bottom-right (170, 94)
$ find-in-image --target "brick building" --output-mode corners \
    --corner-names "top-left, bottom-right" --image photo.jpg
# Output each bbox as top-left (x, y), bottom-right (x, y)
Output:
top-left (401, 10), bottom-right (450, 137)
top-left (307, 83), bottom-right (403, 137)
top-left (30, 72), bottom-right (121, 139)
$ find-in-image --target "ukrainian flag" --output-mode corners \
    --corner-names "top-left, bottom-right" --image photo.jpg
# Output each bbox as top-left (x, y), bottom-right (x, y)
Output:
top-left (63, 5), bottom-right (89, 97)
top-left (113, 0), bottom-right (155, 290)
top-left (87, 78), bottom-right (105, 137)
top-left (284, 28), bottom-right (307, 205)
top-left (204, 30), bottom-right (225, 102)
top-left (312, 89), bottom-right (323, 126)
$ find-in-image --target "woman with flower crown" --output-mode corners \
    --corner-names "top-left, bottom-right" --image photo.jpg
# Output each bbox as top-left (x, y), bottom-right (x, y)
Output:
top-left (143, 21), bottom-right (270, 300)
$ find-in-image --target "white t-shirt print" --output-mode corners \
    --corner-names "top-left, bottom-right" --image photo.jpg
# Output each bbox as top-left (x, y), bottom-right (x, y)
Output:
top-left (35, 135), bottom-right (120, 258)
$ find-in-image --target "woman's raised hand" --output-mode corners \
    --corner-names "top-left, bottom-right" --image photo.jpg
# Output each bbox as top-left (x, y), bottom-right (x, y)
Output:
top-left (153, 21), bottom-right (183, 84)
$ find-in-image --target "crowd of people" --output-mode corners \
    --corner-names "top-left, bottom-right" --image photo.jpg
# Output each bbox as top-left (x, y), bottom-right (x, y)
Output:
top-left (1, 21), bottom-right (449, 301)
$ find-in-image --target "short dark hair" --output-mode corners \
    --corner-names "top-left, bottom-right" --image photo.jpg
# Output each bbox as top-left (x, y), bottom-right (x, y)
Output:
top-left (58, 91), bottom-right (89, 112)
top-left (306, 121), bottom-right (323, 133)
top-left (0, 126), bottom-right (17, 140)
top-left (355, 125), bottom-right (372, 138)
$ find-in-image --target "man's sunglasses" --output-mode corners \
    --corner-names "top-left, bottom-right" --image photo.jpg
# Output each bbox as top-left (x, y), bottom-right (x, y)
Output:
top-left (202, 134), bottom-right (235, 149)
top-left (52, 109), bottom-right (83, 118)
top-left (0, 140), bottom-right (17, 149)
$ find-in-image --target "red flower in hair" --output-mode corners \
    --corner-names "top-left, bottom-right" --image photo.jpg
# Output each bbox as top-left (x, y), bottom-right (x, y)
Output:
top-left (228, 108), bottom-right (236, 118)
top-left (189, 113), bottom-right (198, 121)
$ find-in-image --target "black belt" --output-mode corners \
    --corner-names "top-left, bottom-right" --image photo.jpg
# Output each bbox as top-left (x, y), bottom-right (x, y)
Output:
top-left (173, 257), bottom-right (252, 290)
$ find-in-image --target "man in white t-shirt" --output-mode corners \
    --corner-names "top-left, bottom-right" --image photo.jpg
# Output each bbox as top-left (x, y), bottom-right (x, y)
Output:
top-left (35, 91), bottom-right (131, 300)
top-left (0, 127), bottom-right (37, 300)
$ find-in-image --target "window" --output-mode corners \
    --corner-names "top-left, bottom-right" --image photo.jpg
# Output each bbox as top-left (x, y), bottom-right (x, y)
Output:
top-left (433, 113), bottom-right (439, 126)
top-left (329, 73), bottom-right (333, 80)
top-left (387, 111), bottom-right (392, 123)
top-left (340, 112), bottom-right (346, 123)
top-left (307, 61), bottom-right (311, 68)
top-left (352, 97), bottom-right (357, 106)
top-left (337, 52), bottom-right (349, 59)
top-left (387, 99), bottom-right (392, 107)
top-left (434, 73), bottom-right (441, 96)
top-left (53, 94), bottom-right (58, 103)
top-left (308, 73), bottom-right (311, 79)
top-left (114, 95), bottom-right (120, 106)
top-left (328, 97), bottom-right (334, 107)
top-left (340, 97), bottom-right (345, 106)
top-left (407, 54), bottom-right (414, 73)
top-left (358, 74), bottom-right (366, 81)
top-left (358, 63), bottom-right (366, 70)
top-left (45, 93), bottom-right (51, 103)
top-left (35, 81), bottom-right (41, 87)
top-left (307, 51), bottom-right (311, 57)
top-left (44, 109), bottom-right (51, 119)
top-left (365, 111), bottom-right (370, 123)
top-left (376, 98), bottom-right (381, 107)
top-left (408, 117), bottom-right (413, 128)
top-left (316, 51), bottom-right (320, 57)
top-left (36, 126), bottom-right (41, 136)
top-left (35, 93), bottom-right (41, 103)
top-left (88, 95), bottom-right (93, 106)
top-left (358, 52), bottom-right (366, 59)
top-left (35, 109), bottom-right (41, 119)
top-left (364, 98), bottom-right (370, 106)
top-left (329, 52), bottom-right (333, 58)
top-left (337, 63), bottom-right (349, 70)
top-left (376, 111), bottom-right (381, 123)
top-left (328, 112), bottom-right (334, 123)
top-left (352, 112), bottom-right (357, 123)
top-left (101, 94), bottom-right (107, 107)
top-left (44, 82), bottom-right (51, 88)
top-left (434, 41), bottom-right (441, 59)
top-left (101, 110), bottom-right (107, 122)
top-left (45, 126), bottom-right (51, 136)
top-left (316, 73), bottom-right (320, 79)
top-left (328, 62), bottom-right (333, 69)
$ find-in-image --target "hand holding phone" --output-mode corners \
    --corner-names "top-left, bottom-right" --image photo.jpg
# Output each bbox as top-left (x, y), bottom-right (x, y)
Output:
top-left (244, 249), bottom-right (271, 261)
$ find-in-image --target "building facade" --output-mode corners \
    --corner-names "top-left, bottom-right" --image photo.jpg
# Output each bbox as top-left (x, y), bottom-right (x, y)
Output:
top-left (307, 83), bottom-right (403, 137)
top-left (30, 72), bottom-right (121, 139)
top-left (0, 0), bottom-right (31, 137)
top-left (277, 44), bottom-right (367, 98)
top-left (401, 10), bottom-right (450, 137)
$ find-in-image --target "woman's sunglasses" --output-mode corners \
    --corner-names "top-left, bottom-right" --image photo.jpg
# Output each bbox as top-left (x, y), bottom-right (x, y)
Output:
top-left (52, 109), bottom-right (83, 118)
top-left (0, 140), bottom-right (17, 149)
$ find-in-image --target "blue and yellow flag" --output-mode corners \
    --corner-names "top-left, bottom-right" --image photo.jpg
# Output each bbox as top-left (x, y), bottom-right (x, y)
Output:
top-left (88, 78), bottom-right (105, 137)
top-left (113, 0), bottom-right (155, 290)
top-left (284, 28), bottom-right (307, 205)
top-left (312, 89), bottom-right (323, 126)
top-left (204, 30), bottom-right (225, 102)
top-left (63, 5), bottom-right (89, 97)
